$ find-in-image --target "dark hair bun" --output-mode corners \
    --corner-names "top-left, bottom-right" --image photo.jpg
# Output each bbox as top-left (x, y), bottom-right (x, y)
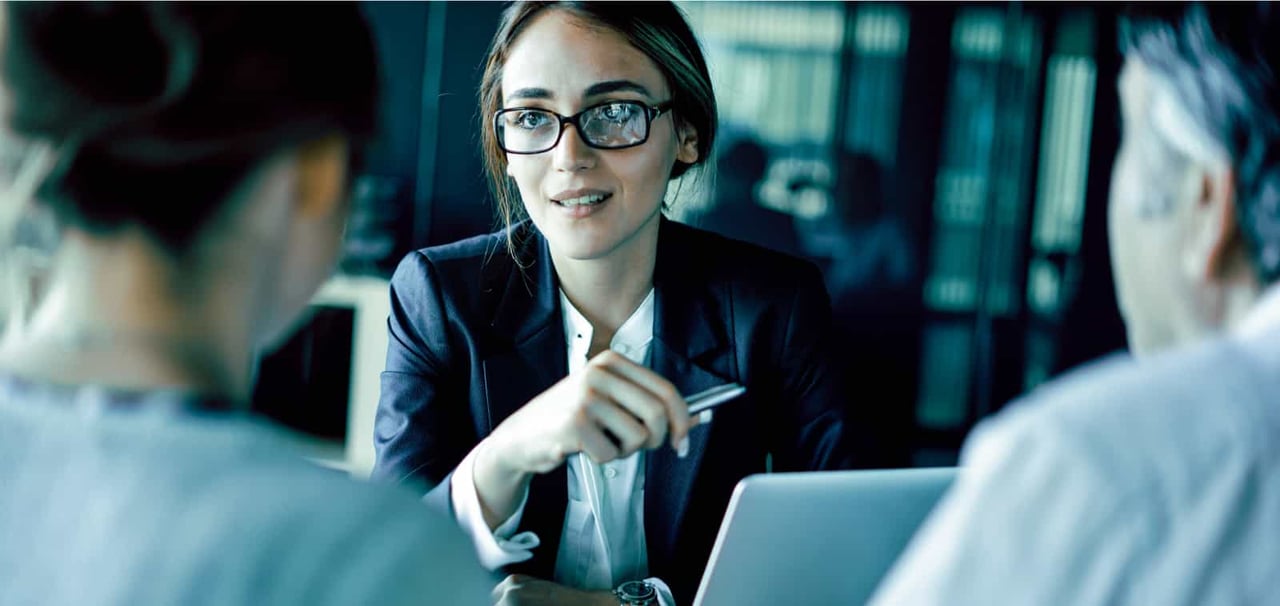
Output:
top-left (1, 3), bottom-right (380, 250)
top-left (4, 3), bottom-right (195, 143)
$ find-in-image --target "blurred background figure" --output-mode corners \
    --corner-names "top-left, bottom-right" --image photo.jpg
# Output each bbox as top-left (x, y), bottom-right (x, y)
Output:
top-left (692, 138), bottom-right (803, 258)
top-left (0, 4), bottom-right (489, 605)
top-left (797, 151), bottom-right (919, 315)
top-left (822, 152), bottom-right (917, 309)
top-left (817, 151), bottom-right (921, 468)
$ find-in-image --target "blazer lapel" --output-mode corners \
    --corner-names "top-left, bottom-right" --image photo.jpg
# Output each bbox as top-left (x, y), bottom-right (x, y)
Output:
top-left (645, 218), bottom-right (735, 565)
top-left (479, 225), bottom-right (569, 579)
top-left (481, 225), bottom-right (565, 430)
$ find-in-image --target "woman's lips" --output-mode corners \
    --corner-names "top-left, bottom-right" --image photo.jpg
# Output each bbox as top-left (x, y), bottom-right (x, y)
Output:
top-left (549, 189), bottom-right (613, 216)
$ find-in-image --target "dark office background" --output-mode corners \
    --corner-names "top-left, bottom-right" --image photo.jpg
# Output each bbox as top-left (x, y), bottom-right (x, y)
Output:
top-left (260, 1), bottom-right (1133, 468)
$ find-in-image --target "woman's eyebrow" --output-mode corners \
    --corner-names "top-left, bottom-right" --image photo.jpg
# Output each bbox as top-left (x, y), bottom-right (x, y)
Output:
top-left (584, 80), bottom-right (652, 98)
top-left (507, 87), bottom-right (553, 102)
top-left (505, 80), bottom-right (652, 105)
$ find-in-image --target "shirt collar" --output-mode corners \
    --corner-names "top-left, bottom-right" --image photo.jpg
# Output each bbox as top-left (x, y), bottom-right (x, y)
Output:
top-left (1233, 279), bottom-right (1280, 338)
top-left (561, 290), bottom-right (595, 347)
top-left (559, 288), bottom-right (656, 355)
top-left (1234, 282), bottom-right (1280, 339)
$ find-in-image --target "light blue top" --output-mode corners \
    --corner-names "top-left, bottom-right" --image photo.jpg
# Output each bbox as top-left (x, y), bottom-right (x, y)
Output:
top-left (0, 375), bottom-right (491, 606)
top-left (873, 286), bottom-right (1280, 605)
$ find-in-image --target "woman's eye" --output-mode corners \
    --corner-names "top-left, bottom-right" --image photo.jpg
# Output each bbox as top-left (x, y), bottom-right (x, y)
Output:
top-left (600, 103), bottom-right (635, 123)
top-left (514, 111), bottom-right (550, 129)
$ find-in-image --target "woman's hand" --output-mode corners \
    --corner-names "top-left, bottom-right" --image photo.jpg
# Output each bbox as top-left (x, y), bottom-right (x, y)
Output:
top-left (493, 350), bottom-right (692, 472)
top-left (472, 350), bottom-right (693, 528)
top-left (491, 574), bottom-right (617, 606)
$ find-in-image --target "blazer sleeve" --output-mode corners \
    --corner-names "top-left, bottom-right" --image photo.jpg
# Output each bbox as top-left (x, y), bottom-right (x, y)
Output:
top-left (371, 251), bottom-right (475, 490)
top-left (770, 262), bottom-right (862, 471)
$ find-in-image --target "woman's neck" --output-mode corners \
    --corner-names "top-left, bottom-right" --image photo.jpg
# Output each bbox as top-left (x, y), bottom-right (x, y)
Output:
top-left (0, 233), bottom-right (257, 402)
top-left (550, 217), bottom-right (660, 345)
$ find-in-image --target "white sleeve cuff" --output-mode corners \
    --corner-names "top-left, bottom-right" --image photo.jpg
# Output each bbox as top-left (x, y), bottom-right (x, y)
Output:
top-left (647, 576), bottom-right (677, 606)
top-left (444, 445), bottom-right (540, 570)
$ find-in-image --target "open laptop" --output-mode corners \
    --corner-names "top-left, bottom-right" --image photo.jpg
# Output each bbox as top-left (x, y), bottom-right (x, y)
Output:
top-left (693, 467), bottom-right (957, 606)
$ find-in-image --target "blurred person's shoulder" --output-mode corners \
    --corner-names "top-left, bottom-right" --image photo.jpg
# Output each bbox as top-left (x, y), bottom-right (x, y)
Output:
top-left (980, 333), bottom-right (1279, 480)
top-left (954, 332), bottom-right (1280, 600)
top-left (159, 415), bottom-right (492, 605)
top-left (0, 382), bottom-right (490, 605)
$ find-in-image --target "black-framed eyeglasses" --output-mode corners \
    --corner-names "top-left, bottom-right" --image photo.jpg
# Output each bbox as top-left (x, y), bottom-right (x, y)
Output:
top-left (494, 100), bottom-right (673, 155)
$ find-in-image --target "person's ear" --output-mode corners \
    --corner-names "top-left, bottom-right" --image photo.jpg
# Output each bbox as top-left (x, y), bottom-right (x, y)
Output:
top-left (294, 135), bottom-right (349, 220)
top-left (675, 119), bottom-right (700, 166)
top-left (1184, 166), bottom-right (1247, 283)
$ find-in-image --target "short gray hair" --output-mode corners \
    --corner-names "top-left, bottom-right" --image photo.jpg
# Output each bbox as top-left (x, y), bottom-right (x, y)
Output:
top-left (1121, 3), bottom-right (1280, 282)
top-left (1127, 110), bottom-right (1193, 218)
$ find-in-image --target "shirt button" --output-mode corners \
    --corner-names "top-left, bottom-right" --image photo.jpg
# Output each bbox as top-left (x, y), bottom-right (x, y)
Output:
top-left (604, 466), bottom-right (619, 479)
top-left (613, 343), bottom-right (631, 355)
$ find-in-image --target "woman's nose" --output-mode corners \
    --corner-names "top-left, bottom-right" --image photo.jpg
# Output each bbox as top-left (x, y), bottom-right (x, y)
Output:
top-left (551, 123), bottom-right (596, 172)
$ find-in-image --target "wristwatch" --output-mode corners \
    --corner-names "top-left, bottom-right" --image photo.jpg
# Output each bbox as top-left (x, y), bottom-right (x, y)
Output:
top-left (614, 580), bottom-right (657, 605)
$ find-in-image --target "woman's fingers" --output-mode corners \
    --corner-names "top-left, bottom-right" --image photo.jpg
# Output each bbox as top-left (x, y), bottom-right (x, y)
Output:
top-left (577, 419), bottom-right (622, 463)
top-left (584, 364), bottom-right (668, 449)
top-left (573, 392), bottom-right (623, 463)
top-left (492, 574), bottom-right (529, 604)
top-left (584, 394), bottom-right (651, 456)
top-left (588, 351), bottom-right (692, 448)
top-left (544, 351), bottom-right (702, 466)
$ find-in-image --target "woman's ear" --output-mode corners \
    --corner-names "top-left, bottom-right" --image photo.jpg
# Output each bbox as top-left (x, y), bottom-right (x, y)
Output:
top-left (675, 119), bottom-right (700, 166)
top-left (294, 135), bottom-right (349, 220)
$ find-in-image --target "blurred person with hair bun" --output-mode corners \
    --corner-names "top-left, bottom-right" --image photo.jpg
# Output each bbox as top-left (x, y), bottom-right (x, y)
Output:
top-left (0, 4), bottom-right (489, 605)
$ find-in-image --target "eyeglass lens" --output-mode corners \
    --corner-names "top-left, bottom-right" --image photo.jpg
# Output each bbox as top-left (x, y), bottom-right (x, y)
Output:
top-left (499, 102), bottom-right (650, 153)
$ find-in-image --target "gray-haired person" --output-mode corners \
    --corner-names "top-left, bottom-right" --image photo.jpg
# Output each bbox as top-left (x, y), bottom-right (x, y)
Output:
top-left (874, 4), bottom-right (1280, 604)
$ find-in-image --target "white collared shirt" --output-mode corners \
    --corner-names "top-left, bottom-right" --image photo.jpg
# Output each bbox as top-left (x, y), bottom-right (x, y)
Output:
top-left (871, 284), bottom-right (1280, 605)
top-left (439, 288), bottom-right (676, 604)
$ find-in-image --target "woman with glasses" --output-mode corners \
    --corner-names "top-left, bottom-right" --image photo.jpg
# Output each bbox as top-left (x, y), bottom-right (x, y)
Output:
top-left (374, 2), bottom-right (860, 604)
top-left (0, 4), bottom-right (489, 604)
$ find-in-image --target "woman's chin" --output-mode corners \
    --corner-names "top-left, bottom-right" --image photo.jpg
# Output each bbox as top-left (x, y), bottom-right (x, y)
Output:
top-left (555, 238), bottom-right (619, 261)
top-left (533, 221), bottom-right (610, 259)
top-left (538, 208), bottom-right (662, 263)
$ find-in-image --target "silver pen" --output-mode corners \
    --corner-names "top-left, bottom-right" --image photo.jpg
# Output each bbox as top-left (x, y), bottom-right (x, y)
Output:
top-left (685, 383), bottom-right (747, 416)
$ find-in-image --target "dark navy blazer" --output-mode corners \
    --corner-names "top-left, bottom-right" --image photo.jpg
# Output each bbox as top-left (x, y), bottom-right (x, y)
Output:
top-left (373, 217), bottom-right (859, 603)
